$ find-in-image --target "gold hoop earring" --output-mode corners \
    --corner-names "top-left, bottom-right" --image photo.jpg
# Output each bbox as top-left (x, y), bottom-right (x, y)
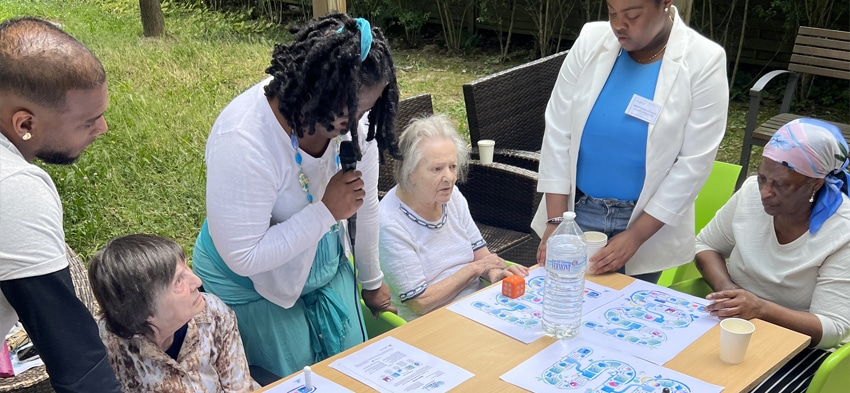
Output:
top-left (21, 132), bottom-right (32, 141)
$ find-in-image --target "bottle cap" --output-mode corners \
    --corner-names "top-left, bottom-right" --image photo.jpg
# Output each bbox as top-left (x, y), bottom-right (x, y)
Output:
top-left (562, 211), bottom-right (576, 220)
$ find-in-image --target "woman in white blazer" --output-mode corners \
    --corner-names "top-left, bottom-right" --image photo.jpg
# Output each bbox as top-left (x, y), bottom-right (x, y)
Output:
top-left (533, 0), bottom-right (729, 282)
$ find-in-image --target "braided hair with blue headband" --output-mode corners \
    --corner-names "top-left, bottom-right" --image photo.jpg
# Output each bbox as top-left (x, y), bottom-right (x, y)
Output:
top-left (264, 12), bottom-right (399, 162)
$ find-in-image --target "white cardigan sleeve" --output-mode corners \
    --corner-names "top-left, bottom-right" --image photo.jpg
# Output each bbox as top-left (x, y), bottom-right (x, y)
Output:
top-left (351, 116), bottom-right (384, 290)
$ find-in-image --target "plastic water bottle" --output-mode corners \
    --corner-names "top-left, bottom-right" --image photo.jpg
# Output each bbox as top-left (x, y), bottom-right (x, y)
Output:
top-left (542, 211), bottom-right (587, 339)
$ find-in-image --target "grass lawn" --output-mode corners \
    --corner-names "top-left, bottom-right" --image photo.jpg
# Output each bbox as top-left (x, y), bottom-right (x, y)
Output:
top-left (1, 0), bottom-right (847, 261)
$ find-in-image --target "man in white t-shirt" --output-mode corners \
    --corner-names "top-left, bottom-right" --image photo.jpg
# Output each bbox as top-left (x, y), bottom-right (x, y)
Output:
top-left (0, 17), bottom-right (121, 392)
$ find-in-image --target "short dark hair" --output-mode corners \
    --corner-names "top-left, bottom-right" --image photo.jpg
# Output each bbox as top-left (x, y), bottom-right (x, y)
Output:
top-left (88, 234), bottom-right (185, 339)
top-left (264, 12), bottom-right (400, 162)
top-left (0, 17), bottom-right (106, 110)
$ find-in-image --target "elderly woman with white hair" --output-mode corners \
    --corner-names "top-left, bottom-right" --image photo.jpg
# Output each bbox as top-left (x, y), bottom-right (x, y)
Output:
top-left (696, 118), bottom-right (850, 393)
top-left (379, 115), bottom-right (528, 321)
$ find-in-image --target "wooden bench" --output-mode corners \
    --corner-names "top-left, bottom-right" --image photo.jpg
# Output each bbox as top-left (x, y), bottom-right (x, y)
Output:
top-left (737, 26), bottom-right (850, 188)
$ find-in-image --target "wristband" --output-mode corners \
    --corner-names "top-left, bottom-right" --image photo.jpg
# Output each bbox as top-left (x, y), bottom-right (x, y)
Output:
top-left (546, 217), bottom-right (564, 225)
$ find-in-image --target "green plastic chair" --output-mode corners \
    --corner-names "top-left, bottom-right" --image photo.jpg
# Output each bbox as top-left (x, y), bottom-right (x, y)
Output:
top-left (667, 277), bottom-right (713, 298)
top-left (657, 161), bottom-right (742, 287)
top-left (351, 258), bottom-right (407, 339)
top-left (808, 341), bottom-right (850, 393)
top-left (360, 299), bottom-right (407, 339)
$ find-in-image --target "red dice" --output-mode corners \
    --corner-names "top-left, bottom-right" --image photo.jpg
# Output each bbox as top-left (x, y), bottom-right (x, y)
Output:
top-left (501, 275), bottom-right (526, 298)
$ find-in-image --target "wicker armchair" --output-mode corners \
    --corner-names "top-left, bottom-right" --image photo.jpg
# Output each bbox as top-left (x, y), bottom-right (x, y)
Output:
top-left (0, 245), bottom-right (98, 393)
top-left (457, 161), bottom-right (541, 267)
top-left (377, 93), bottom-right (434, 198)
top-left (462, 51), bottom-right (568, 172)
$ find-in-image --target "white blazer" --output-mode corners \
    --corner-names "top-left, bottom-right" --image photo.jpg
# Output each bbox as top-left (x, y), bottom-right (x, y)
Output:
top-left (533, 10), bottom-right (729, 275)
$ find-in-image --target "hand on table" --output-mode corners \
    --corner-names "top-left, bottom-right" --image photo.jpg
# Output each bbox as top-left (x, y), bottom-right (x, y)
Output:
top-left (536, 239), bottom-right (547, 266)
top-left (706, 289), bottom-right (765, 320)
top-left (485, 263), bottom-right (530, 283)
top-left (587, 229), bottom-right (641, 274)
top-left (323, 170), bottom-right (365, 220)
top-left (361, 282), bottom-right (397, 318)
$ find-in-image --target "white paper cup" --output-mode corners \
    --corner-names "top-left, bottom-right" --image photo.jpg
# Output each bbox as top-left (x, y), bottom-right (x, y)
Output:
top-left (478, 139), bottom-right (495, 165)
top-left (719, 318), bottom-right (755, 364)
top-left (584, 231), bottom-right (608, 273)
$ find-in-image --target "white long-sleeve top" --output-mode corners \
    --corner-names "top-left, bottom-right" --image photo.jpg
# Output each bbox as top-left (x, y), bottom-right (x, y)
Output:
top-left (533, 9), bottom-right (729, 275)
top-left (204, 78), bottom-right (383, 309)
top-left (696, 177), bottom-right (850, 349)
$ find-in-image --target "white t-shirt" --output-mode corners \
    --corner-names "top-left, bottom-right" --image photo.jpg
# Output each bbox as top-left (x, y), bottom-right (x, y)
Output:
top-left (695, 176), bottom-right (850, 349)
top-left (204, 78), bottom-right (382, 309)
top-left (0, 133), bottom-right (68, 336)
top-left (379, 186), bottom-right (487, 321)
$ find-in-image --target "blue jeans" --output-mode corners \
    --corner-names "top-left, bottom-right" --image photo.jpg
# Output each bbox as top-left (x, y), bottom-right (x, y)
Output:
top-left (574, 189), bottom-right (661, 284)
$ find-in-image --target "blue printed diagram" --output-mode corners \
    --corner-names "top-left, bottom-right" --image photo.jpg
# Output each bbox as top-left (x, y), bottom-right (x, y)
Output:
top-left (583, 290), bottom-right (708, 348)
top-left (541, 346), bottom-right (692, 392)
top-left (380, 360), bottom-right (422, 383)
top-left (286, 386), bottom-right (316, 393)
top-left (470, 275), bottom-right (545, 328)
top-left (470, 277), bottom-right (610, 329)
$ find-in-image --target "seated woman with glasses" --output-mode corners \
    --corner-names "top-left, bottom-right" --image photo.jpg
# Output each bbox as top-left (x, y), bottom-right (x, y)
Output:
top-left (378, 115), bottom-right (528, 321)
top-left (88, 234), bottom-right (253, 392)
top-left (695, 119), bottom-right (850, 393)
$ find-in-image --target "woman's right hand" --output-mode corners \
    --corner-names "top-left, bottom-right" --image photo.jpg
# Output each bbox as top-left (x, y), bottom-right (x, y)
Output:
top-left (536, 224), bottom-right (557, 266)
top-left (474, 253), bottom-right (508, 275)
top-left (536, 238), bottom-right (547, 266)
top-left (323, 170), bottom-right (365, 220)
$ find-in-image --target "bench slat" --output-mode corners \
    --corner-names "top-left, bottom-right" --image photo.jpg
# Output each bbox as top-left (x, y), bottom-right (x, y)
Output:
top-left (752, 113), bottom-right (850, 144)
top-left (791, 46), bottom-right (850, 62)
top-left (798, 26), bottom-right (850, 41)
top-left (794, 35), bottom-right (850, 52)
top-left (790, 54), bottom-right (850, 72)
top-left (788, 64), bottom-right (850, 80)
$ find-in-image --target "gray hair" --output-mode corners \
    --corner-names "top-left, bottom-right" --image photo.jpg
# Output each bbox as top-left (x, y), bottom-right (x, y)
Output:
top-left (393, 114), bottom-right (469, 191)
top-left (88, 234), bottom-right (185, 339)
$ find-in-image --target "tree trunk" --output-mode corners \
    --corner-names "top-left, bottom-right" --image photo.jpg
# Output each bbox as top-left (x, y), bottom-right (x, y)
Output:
top-left (140, 0), bottom-right (165, 37)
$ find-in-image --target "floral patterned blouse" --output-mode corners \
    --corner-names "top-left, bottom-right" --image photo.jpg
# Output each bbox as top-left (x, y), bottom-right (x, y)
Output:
top-left (98, 293), bottom-right (253, 392)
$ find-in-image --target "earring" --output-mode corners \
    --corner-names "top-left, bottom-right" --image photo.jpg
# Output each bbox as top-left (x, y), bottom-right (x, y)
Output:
top-left (21, 132), bottom-right (32, 141)
top-left (809, 192), bottom-right (815, 203)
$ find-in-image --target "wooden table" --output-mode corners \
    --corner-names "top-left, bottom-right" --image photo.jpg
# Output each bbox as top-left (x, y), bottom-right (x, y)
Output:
top-left (260, 273), bottom-right (810, 393)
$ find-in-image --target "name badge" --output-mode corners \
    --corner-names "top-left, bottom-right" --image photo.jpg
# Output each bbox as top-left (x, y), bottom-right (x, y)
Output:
top-left (625, 94), bottom-right (663, 124)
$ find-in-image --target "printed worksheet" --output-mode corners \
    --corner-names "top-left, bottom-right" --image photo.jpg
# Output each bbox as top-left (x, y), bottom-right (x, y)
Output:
top-left (265, 371), bottom-right (353, 393)
top-left (501, 337), bottom-right (723, 393)
top-left (580, 280), bottom-right (718, 364)
top-left (447, 268), bottom-right (621, 343)
top-left (329, 336), bottom-right (473, 393)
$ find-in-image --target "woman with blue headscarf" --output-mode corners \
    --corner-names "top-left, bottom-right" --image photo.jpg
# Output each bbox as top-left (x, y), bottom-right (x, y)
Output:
top-left (696, 118), bottom-right (850, 393)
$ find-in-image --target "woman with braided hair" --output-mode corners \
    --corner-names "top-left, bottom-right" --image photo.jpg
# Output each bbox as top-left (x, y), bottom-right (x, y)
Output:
top-left (192, 13), bottom-right (399, 378)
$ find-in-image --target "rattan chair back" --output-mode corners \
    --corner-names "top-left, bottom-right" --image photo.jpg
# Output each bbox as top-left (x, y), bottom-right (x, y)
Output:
top-left (0, 245), bottom-right (98, 393)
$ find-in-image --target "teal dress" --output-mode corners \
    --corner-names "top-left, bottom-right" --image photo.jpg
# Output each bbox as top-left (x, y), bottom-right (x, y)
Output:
top-left (192, 220), bottom-right (366, 377)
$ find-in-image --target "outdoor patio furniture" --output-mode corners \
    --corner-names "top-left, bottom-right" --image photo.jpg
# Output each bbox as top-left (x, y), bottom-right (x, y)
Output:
top-left (737, 26), bottom-right (850, 188)
top-left (457, 160), bottom-right (540, 267)
top-left (0, 245), bottom-right (97, 393)
top-left (462, 50), bottom-right (568, 172)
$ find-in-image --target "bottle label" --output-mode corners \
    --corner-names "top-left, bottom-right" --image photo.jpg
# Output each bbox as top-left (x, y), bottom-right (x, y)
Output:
top-left (549, 257), bottom-right (586, 271)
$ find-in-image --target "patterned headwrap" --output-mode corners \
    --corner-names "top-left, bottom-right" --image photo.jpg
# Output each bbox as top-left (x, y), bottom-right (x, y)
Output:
top-left (763, 118), bottom-right (850, 234)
